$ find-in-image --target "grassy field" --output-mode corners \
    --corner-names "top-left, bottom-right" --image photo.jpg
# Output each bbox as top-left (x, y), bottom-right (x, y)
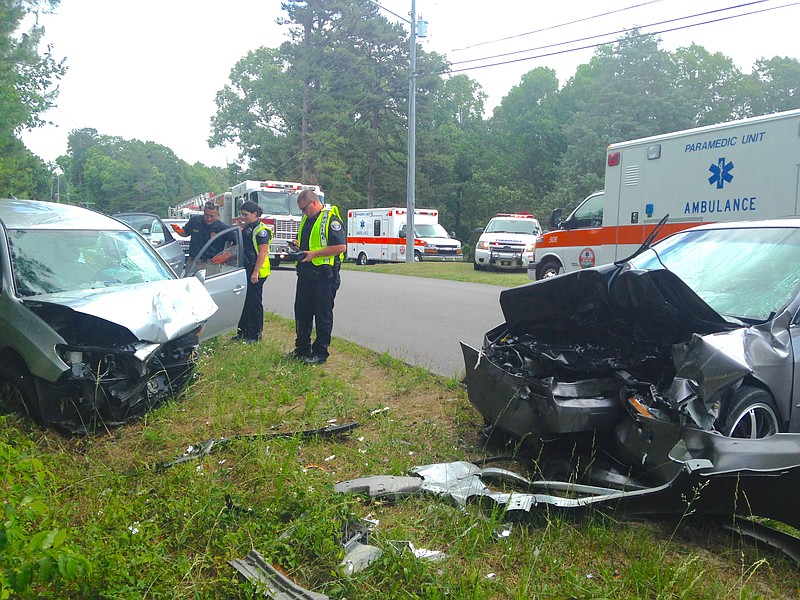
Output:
top-left (341, 259), bottom-right (532, 287)
top-left (2, 313), bottom-right (798, 598)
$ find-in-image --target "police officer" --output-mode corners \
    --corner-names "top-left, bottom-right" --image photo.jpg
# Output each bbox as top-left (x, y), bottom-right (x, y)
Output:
top-left (287, 189), bottom-right (346, 365)
top-left (235, 201), bottom-right (271, 342)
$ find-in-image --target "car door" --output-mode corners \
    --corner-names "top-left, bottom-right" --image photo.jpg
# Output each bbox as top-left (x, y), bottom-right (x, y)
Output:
top-left (186, 225), bottom-right (247, 341)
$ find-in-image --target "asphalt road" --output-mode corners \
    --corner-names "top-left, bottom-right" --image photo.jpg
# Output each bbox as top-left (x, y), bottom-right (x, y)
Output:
top-left (263, 267), bottom-right (509, 378)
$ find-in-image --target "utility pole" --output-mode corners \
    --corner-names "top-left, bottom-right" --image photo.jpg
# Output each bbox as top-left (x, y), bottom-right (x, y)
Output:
top-left (405, 0), bottom-right (417, 262)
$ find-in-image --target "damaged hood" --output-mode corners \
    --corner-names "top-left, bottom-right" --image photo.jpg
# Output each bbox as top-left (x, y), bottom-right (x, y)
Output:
top-left (22, 277), bottom-right (218, 343)
top-left (499, 264), bottom-right (731, 343)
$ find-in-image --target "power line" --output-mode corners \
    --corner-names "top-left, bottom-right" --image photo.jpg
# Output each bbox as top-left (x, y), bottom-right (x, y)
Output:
top-left (449, 0), bottom-right (666, 53)
top-left (448, 0), bottom-right (775, 68)
top-left (443, 1), bottom-right (800, 75)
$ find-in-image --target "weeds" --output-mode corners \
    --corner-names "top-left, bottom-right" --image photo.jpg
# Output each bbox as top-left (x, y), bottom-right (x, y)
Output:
top-left (1, 315), bottom-right (797, 597)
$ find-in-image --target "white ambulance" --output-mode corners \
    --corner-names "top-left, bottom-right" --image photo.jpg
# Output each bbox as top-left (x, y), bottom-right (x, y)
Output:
top-left (531, 108), bottom-right (800, 280)
top-left (347, 207), bottom-right (462, 264)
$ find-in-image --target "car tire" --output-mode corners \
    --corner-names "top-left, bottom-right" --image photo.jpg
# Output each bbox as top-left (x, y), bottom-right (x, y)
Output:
top-left (720, 386), bottom-right (781, 439)
top-left (473, 261), bottom-right (485, 271)
top-left (536, 259), bottom-right (561, 280)
top-left (357, 252), bottom-right (368, 266)
top-left (413, 250), bottom-right (422, 262)
top-left (0, 361), bottom-right (41, 424)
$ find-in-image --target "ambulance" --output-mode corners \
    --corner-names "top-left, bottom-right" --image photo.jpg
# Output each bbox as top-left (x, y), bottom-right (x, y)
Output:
top-left (530, 108), bottom-right (800, 280)
top-left (347, 207), bottom-right (462, 263)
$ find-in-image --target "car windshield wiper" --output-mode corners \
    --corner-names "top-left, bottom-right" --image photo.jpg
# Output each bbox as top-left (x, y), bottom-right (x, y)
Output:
top-left (615, 213), bottom-right (670, 265)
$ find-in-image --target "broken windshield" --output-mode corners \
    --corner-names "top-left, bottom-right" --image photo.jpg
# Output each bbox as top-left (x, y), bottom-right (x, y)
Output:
top-left (8, 229), bottom-right (174, 296)
top-left (628, 225), bottom-right (800, 322)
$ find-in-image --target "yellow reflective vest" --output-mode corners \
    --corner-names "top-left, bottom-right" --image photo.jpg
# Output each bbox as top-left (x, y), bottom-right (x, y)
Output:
top-left (298, 206), bottom-right (343, 267)
top-left (251, 221), bottom-right (271, 278)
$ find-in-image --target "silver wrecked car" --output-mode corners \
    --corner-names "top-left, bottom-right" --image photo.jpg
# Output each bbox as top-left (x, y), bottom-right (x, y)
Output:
top-left (0, 199), bottom-right (246, 433)
top-left (463, 218), bottom-right (800, 442)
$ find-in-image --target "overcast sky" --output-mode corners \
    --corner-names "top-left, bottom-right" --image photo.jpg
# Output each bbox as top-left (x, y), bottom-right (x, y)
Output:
top-left (19, 0), bottom-right (800, 169)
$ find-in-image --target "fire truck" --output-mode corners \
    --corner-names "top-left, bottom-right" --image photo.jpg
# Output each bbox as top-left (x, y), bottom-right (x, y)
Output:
top-left (225, 180), bottom-right (324, 267)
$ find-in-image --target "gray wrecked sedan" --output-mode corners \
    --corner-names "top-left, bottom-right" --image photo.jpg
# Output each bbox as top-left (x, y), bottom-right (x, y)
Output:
top-left (0, 199), bottom-right (246, 433)
top-left (460, 220), bottom-right (800, 528)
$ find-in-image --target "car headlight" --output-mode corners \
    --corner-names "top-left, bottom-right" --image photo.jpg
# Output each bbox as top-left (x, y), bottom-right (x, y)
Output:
top-left (524, 243), bottom-right (535, 252)
top-left (477, 241), bottom-right (489, 250)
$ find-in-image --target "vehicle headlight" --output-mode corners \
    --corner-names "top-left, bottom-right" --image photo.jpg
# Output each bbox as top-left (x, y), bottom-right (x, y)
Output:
top-left (477, 241), bottom-right (489, 250)
top-left (524, 243), bottom-right (535, 252)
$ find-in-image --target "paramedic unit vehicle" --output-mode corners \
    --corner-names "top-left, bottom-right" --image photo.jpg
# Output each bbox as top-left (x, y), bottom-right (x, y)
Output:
top-left (347, 207), bottom-right (462, 264)
top-left (473, 213), bottom-right (542, 271)
top-left (530, 108), bottom-right (800, 280)
top-left (227, 180), bottom-right (324, 267)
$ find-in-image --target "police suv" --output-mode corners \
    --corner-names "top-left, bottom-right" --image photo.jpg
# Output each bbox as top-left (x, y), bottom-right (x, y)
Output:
top-left (473, 213), bottom-right (542, 271)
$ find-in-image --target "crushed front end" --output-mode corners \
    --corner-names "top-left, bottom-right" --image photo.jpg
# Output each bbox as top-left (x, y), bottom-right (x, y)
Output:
top-left (462, 264), bottom-right (783, 445)
top-left (24, 299), bottom-right (204, 434)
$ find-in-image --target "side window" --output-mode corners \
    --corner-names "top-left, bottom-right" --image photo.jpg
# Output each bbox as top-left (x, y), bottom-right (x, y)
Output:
top-left (186, 226), bottom-right (244, 278)
top-left (148, 219), bottom-right (167, 247)
top-left (571, 195), bottom-right (604, 229)
top-left (373, 220), bottom-right (380, 236)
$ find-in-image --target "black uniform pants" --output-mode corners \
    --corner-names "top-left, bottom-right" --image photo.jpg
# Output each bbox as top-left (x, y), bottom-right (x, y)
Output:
top-left (294, 267), bottom-right (339, 359)
top-left (237, 276), bottom-right (267, 340)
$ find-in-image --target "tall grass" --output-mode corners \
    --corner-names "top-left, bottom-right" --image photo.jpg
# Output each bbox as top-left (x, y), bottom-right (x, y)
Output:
top-left (1, 314), bottom-right (796, 598)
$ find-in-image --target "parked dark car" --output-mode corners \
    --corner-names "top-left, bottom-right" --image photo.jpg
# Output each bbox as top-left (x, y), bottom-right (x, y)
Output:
top-left (114, 212), bottom-right (186, 274)
top-left (0, 199), bottom-right (246, 432)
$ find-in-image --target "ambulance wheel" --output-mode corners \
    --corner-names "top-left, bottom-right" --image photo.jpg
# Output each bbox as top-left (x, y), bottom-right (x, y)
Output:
top-left (536, 259), bottom-right (561, 280)
top-left (413, 250), bottom-right (422, 262)
top-left (720, 386), bottom-right (781, 439)
top-left (356, 252), bottom-right (369, 266)
top-left (473, 261), bottom-right (485, 271)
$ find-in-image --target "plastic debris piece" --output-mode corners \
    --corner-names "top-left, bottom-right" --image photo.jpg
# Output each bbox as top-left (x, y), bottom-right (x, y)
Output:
top-left (339, 542), bottom-right (383, 576)
top-left (230, 549), bottom-right (329, 599)
top-left (493, 523), bottom-right (513, 540)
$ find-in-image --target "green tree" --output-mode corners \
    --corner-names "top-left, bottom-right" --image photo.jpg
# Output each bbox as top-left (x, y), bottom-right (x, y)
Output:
top-left (488, 68), bottom-right (565, 201)
top-left (415, 73), bottom-right (492, 237)
top-left (63, 130), bottom-right (219, 215)
top-left (747, 56), bottom-right (800, 115)
top-left (0, 0), bottom-right (65, 198)
top-left (671, 43), bottom-right (746, 124)
top-left (547, 31), bottom-right (695, 215)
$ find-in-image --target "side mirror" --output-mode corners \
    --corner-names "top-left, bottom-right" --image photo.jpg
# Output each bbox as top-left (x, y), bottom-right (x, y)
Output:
top-left (450, 231), bottom-right (456, 239)
top-left (473, 227), bottom-right (484, 234)
top-left (399, 230), bottom-right (406, 238)
top-left (549, 208), bottom-right (564, 230)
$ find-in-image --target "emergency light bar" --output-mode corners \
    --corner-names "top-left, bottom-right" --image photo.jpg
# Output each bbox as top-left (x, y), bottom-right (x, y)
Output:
top-left (495, 213), bottom-right (536, 218)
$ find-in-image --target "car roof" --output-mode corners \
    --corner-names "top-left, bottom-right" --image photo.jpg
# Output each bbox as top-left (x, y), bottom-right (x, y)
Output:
top-left (0, 198), bottom-right (129, 231)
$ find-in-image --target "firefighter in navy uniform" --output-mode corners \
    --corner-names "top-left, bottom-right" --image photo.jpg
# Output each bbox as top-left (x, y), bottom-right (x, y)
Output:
top-left (235, 201), bottom-right (271, 342)
top-left (172, 201), bottom-right (228, 264)
top-left (287, 189), bottom-right (346, 365)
